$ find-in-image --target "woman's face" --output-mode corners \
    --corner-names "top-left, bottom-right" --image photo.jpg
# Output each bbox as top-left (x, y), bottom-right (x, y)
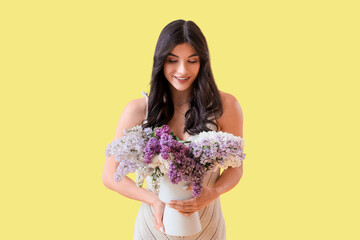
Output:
top-left (163, 43), bottom-right (200, 92)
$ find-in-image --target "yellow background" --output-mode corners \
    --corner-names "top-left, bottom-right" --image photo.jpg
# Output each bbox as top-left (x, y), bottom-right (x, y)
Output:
top-left (1, 0), bottom-right (359, 239)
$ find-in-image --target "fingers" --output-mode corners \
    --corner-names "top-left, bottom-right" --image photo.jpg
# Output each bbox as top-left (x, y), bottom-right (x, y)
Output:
top-left (154, 219), bottom-right (165, 233)
top-left (153, 201), bottom-right (165, 233)
top-left (169, 199), bottom-right (196, 208)
top-left (177, 210), bottom-right (196, 216)
top-left (170, 199), bottom-right (194, 206)
top-left (154, 224), bottom-right (165, 233)
top-left (183, 184), bottom-right (193, 190)
top-left (155, 224), bottom-right (165, 233)
top-left (158, 216), bottom-right (165, 233)
top-left (168, 201), bottom-right (198, 212)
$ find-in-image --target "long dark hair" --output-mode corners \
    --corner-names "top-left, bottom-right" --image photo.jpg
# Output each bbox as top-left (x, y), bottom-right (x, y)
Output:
top-left (142, 19), bottom-right (223, 135)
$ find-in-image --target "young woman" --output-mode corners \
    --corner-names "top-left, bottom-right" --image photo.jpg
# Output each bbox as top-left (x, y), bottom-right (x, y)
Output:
top-left (102, 19), bottom-right (244, 239)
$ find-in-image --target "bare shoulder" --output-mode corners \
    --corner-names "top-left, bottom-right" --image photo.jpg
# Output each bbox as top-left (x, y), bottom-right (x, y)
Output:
top-left (217, 90), bottom-right (244, 137)
top-left (112, 96), bottom-right (147, 140)
top-left (219, 91), bottom-right (241, 107)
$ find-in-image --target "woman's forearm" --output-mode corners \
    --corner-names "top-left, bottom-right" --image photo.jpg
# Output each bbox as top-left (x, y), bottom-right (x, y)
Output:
top-left (213, 164), bottom-right (244, 197)
top-left (103, 175), bottom-right (158, 206)
top-left (102, 155), bottom-right (159, 205)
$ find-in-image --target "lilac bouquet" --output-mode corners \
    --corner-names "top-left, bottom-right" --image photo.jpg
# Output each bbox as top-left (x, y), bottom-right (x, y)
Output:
top-left (104, 124), bottom-right (246, 197)
top-left (142, 125), bottom-right (246, 197)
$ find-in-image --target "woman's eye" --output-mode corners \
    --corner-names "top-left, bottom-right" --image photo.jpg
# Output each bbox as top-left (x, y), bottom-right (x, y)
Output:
top-left (166, 59), bottom-right (198, 63)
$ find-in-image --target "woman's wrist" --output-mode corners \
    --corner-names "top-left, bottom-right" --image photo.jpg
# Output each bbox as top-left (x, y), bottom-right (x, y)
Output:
top-left (145, 189), bottom-right (161, 206)
top-left (211, 185), bottom-right (223, 199)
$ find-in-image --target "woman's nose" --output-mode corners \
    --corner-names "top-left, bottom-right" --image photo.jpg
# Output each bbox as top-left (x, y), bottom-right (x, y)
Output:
top-left (177, 61), bottom-right (187, 74)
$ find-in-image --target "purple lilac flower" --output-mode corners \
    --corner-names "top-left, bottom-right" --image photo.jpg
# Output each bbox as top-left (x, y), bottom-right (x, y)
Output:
top-left (155, 125), bottom-right (171, 137)
top-left (190, 162), bottom-right (206, 197)
top-left (144, 137), bottom-right (160, 164)
top-left (159, 131), bottom-right (175, 160)
top-left (166, 140), bottom-right (208, 197)
top-left (144, 125), bottom-right (174, 164)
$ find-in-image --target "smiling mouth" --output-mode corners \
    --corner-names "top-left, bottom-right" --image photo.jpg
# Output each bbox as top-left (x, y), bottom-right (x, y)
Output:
top-left (175, 76), bottom-right (189, 81)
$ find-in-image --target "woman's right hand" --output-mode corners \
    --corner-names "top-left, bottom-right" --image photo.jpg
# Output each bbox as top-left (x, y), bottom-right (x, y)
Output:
top-left (151, 197), bottom-right (166, 233)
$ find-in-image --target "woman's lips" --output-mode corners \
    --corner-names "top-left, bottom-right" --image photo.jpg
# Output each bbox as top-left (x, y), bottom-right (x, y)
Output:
top-left (174, 76), bottom-right (189, 82)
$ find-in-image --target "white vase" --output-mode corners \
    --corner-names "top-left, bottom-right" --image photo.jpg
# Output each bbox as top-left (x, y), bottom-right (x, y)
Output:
top-left (158, 174), bottom-right (202, 236)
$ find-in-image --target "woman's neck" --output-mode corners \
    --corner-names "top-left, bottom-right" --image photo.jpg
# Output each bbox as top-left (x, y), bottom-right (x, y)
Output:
top-left (169, 85), bottom-right (193, 107)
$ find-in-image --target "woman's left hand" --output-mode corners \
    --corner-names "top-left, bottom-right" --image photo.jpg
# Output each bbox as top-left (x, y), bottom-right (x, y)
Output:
top-left (167, 185), bottom-right (219, 216)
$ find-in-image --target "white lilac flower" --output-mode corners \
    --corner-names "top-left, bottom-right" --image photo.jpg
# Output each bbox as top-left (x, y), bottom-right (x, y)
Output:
top-left (189, 131), bottom-right (246, 174)
top-left (104, 125), bottom-right (149, 182)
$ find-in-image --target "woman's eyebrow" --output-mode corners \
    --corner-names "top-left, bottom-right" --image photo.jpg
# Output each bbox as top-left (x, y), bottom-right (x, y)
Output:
top-left (168, 53), bottom-right (199, 58)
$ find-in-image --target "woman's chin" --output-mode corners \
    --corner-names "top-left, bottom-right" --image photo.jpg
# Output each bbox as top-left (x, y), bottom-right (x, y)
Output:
top-left (169, 79), bottom-right (196, 92)
top-left (173, 85), bottom-right (192, 92)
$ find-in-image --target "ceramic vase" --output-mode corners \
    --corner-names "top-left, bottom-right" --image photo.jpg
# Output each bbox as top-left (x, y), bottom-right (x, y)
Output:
top-left (158, 174), bottom-right (202, 236)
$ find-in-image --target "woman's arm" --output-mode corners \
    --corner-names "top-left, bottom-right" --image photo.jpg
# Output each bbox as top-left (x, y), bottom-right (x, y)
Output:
top-left (212, 91), bottom-right (244, 196)
top-left (102, 97), bottom-right (165, 232)
top-left (102, 156), bottom-right (159, 205)
top-left (169, 92), bottom-right (244, 215)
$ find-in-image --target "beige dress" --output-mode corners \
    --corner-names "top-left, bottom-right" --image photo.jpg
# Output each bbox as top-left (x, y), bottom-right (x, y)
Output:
top-left (133, 92), bottom-right (226, 240)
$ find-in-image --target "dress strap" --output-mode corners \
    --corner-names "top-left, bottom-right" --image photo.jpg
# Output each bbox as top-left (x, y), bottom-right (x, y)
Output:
top-left (141, 91), bottom-right (149, 121)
